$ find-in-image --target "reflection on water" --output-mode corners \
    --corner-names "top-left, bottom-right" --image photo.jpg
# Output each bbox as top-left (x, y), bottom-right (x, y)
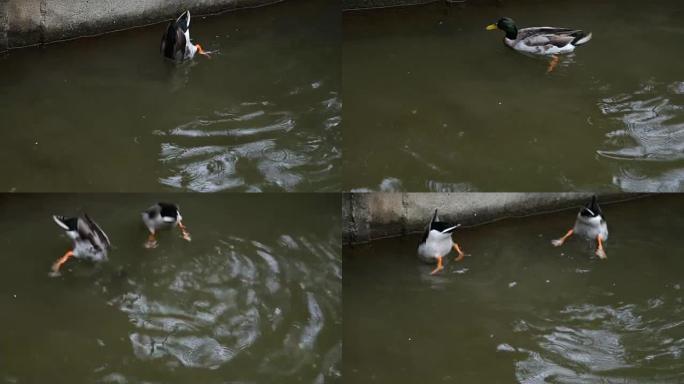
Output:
top-left (599, 80), bottom-right (684, 191)
top-left (343, 196), bottom-right (684, 383)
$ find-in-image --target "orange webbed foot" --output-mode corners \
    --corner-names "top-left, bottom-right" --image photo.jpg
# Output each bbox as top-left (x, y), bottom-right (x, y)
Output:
top-left (50, 250), bottom-right (74, 277)
top-left (547, 55), bottom-right (560, 73)
top-left (178, 222), bottom-right (192, 242)
top-left (144, 233), bottom-right (158, 249)
top-left (453, 243), bottom-right (465, 261)
top-left (596, 235), bottom-right (607, 259)
top-left (552, 229), bottom-right (574, 247)
top-left (430, 256), bottom-right (444, 275)
top-left (196, 44), bottom-right (211, 58)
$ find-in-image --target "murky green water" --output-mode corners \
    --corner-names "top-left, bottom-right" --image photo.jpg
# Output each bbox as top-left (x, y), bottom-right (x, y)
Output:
top-left (0, 194), bottom-right (341, 382)
top-left (0, 0), bottom-right (340, 192)
top-left (344, 195), bottom-right (684, 383)
top-left (343, 0), bottom-right (684, 192)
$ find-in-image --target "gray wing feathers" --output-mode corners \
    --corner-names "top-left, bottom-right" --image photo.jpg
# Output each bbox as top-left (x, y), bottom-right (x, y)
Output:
top-left (519, 27), bottom-right (586, 48)
top-left (79, 214), bottom-right (111, 250)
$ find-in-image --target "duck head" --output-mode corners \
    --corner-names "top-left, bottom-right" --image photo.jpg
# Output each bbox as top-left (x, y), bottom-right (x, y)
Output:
top-left (486, 17), bottom-right (518, 40)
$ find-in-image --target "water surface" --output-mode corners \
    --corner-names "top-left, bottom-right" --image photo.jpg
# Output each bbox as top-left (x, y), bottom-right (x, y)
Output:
top-left (343, 0), bottom-right (684, 191)
top-left (0, 0), bottom-right (340, 192)
top-left (0, 194), bottom-right (341, 382)
top-left (344, 195), bottom-right (684, 382)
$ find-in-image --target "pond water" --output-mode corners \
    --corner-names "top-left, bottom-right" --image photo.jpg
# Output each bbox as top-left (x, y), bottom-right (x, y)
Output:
top-left (343, 0), bottom-right (684, 192)
top-left (343, 194), bottom-right (684, 383)
top-left (0, 0), bottom-right (340, 192)
top-left (0, 194), bottom-right (341, 382)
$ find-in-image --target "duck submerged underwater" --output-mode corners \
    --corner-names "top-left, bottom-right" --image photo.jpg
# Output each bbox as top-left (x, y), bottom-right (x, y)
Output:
top-left (49, 203), bottom-right (192, 275)
top-left (417, 209), bottom-right (466, 275)
top-left (552, 195), bottom-right (609, 259)
top-left (51, 214), bottom-right (111, 276)
top-left (142, 202), bottom-right (192, 249)
top-left (160, 10), bottom-right (211, 61)
top-left (486, 17), bottom-right (592, 72)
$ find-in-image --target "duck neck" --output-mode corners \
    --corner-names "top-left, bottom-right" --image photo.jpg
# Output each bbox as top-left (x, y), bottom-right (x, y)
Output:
top-left (504, 26), bottom-right (518, 40)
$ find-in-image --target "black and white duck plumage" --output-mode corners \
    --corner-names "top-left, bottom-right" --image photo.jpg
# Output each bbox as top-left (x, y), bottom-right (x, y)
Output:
top-left (417, 209), bottom-right (466, 275)
top-left (142, 202), bottom-right (191, 248)
top-left (51, 214), bottom-right (111, 276)
top-left (160, 10), bottom-right (208, 61)
top-left (552, 195), bottom-right (609, 259)
top-left (486, 17), bottom-right (592, 56)
top-left (486, 17), bottom-right (592, 72)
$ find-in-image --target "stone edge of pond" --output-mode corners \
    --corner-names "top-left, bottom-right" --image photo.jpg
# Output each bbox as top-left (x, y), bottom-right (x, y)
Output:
top-left (343, 0), bottom-right (439, 11)
top-left (0, 0), bottom-right (283, 52)
top-left (342, 193), bottom-right (652, 245)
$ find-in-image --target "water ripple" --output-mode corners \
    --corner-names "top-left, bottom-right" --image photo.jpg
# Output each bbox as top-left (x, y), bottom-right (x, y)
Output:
top-left (598, 80), bottom-right (684, 191)
top-left (157, 87), bottom-right (340, 192)
top-left (108, 234), bottom-right (340, 380)
top-left (513, 299), bottom-right (684, 383)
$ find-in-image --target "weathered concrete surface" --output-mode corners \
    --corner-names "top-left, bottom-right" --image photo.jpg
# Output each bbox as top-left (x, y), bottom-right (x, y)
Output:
top-left (343, 193), bottom-right (649, 244)
top-left (343, 0), bottom-right (499, 11)
top-left (0, 0), bottom-right (282, 51)
top-left (343, 0), bottom-right (437, 11)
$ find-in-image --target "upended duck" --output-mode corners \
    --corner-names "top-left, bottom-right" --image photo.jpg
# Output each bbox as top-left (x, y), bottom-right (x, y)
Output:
top-left (552, 195), bottom-right (608, 259)
top-left (161, 10), bottom-right (210, 61)
top-left (417, 209), bottom-right (466, 275)
top-left (486, 17), bottom-right (592, 72)
top-left (51, 214), bottom-right (111, 276)
top-left (142, 202), bottom-right (192, 248)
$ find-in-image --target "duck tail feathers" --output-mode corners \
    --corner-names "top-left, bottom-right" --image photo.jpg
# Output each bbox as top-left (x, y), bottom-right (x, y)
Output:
top-left (52, 215), bottom-right (70, 230)
top-left (431, 209), bottom-right (438, 225)
top-left (176, 10), bottom-right (190, 32)
top-left (573, 32), bottom-right (592, 46)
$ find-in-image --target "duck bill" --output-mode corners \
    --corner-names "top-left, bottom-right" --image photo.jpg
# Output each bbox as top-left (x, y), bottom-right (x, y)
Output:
top-left (486, 24), bottom-right (498, 31)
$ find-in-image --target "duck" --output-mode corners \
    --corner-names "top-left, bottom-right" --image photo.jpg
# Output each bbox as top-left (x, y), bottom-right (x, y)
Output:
top-left (160, 10), bottom-right (209, 61)
top-left (552, 195), bottom-right (608, 259)
top-left (486, 17), bottom-right (592, 72)
top-left (51, 214), bottom-right (111, 276)
top-left (417, 209), bottom-right (466, 275)
top-left (142, 202), bottom-right (191, 248)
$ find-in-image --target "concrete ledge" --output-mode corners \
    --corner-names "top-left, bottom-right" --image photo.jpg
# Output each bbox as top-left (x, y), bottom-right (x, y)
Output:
top-left (0, 1), bottom-right (7, 51)
top-left (1, 0), bottom-right (282, 51)
top-left (343, 0), bottom-right (437, 11)
top-left (343, 0), bottom-right (500, 11)
top-left (343, 193), bottom-right (649, 245)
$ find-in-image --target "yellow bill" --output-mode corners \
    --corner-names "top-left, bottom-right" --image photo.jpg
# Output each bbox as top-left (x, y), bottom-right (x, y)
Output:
top-left (486, 24), bottom-right (498, 31)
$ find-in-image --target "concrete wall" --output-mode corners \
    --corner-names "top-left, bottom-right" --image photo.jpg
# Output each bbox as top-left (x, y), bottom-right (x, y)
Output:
top-left (343, 0), bottom-right (437, 11)
top-left (343, 0), bottom-right (500, 11)
top-left (343, 193), bottom-right (648, 244)
top-left (0, 0), bottom-right (282, 51)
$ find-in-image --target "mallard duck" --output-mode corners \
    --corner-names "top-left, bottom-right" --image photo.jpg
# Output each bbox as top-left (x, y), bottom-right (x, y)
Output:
top-left (160, 10), bottom-right (209, 61)
top-left (486, 17), bottom-right (592, 72)
top-left (51, 214), bottom-right (111, 276)
top-left (552, 195), bottom-right (608, 259)
top-left (417, 209), bottom-right (465, 275)
top-left (142, 202), bottom-right (191, 248)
